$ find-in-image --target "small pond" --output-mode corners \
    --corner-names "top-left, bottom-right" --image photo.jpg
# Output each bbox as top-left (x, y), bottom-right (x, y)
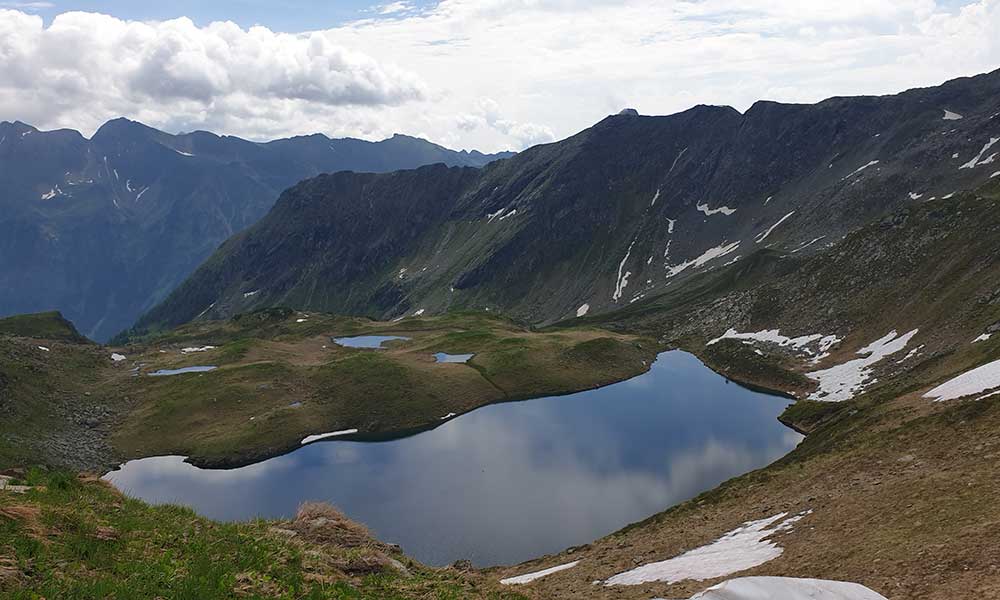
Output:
top-left (434, 352), bottom-right (475, 363)
top-left (148, 366), bottom-right (217, 377)
top-left (106, 351), bottom-right (799, 567)
top-left (332, 335), bottom-right (410, 349)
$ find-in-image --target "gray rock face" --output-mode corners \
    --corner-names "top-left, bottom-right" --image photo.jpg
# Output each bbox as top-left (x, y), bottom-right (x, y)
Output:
top-left (0, 119), bottom-right (511, 341)
top-left (136, 68), bottom-right (1000, 334)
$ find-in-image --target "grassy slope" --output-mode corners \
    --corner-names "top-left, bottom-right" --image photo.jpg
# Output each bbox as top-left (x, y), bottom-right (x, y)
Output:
top-left (0, 470), bottom-right (527, 600)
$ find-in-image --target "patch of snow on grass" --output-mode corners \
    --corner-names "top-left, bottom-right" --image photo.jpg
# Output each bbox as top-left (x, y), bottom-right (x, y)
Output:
top-left (576, 304), bottom-right (590, 317)
top-left (243, 290), bottom-right (259, 298)
top-left (501, 560), bottom-right (580, 585)
top-left (973, 333), bottom-right (992, 343)
top-left (908, 192), bottom-right (923, 200)
top-left (666, 241), bottom-right (740, 278)
top-left (923, 358), bottom-right (1000, 402)
top-left (806, 330), bottom-right (918, 402)
top-left (301, 429), bottom-right (359, 444)
top-left (960, 137), bottom-right (1000, 169)
top-left (942, 109), bottom-right (964, 121)
top-left (111, 353), bottom-right (126, 362)
top-left (440, 413), bottom-right (456, 420)
top-left (40, 186), bottom-right (63, 200)
top-left (696, 203), bottom-right (736, 216)
top-left (604, 512), bottom-right (809, 586)
top-left (943, 192), bottom-right (956, 199)
top-left (754, 211), bottom-right (795, 244)
top-left (498, 209), bottom-right (517, 221)
top-left (181, 346), bottom-right (216, 354)
top-left (992, 171), bottom-right (1000, 179)
top-left (688, 576), bottom-right (889, 600)
top-left (413, 309), bottom-right (425, 316)
top-left (707, 329), bottom-right (840, 359)
top-left (37, 346), bottom-right (49, 352)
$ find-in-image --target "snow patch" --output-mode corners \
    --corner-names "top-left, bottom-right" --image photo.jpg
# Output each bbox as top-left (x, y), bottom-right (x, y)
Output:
top-left (908, 192), bottom-right (923, 200)
top-left (498, 209), bottom-right (518, 221)
top-left (111, 353), bottom-right (127, 362)
top-left (666, 241), bottom-right (740, 278)
top-left (960, 137), bottom-right (999, 169)
top-left (576, 304), bottom-right (590, 317)
top-left (413, 309), bottom-right (425, 316)
top-left (688, 577), bottom-right (889, 600)
top-left (973, 333), bottom-right (992, 343)
top-left (843, 160), bottom-right (879, 180)
top-left (37, 346), bottom-right (49, 352)
top-left (301, 429), bottom-right (359, 445)
top-left (754, 211), bottom-right (795, 244)
top-left (792, 236), bottom-right (825, 253)
top-left (991, 171), bottom-right (1000, 179)
top-left (650, 188), bottom-right (660, 207)
top-left (666, 218), bottom-right (676, 234)
top-left (612, 240), bottom-right (636, 302)
top-left (440, 413), bottom-right (456, 420)
top-left (942, 109), bottom-right (964, 121)
top-left (181, 346), bottom-right (216, 354)
top-left (923, 358), bottom-right (1000, 402)
top-left (243, 290), bottom-right (259, 298)
top-left (696, 203), bottom-right (736, 216)
top-left (604, 511), bottom-right (810, 586)
top-left (40, 186), bottom-right (63, 200)
top-left (806, 330), bottom-right (918, 402)
top-left (501, 561), bottom-right (580, 585)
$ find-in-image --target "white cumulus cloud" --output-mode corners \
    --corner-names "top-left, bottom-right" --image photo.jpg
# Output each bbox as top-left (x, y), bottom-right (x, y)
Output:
top-left (2, 1), bottom-right (1000, 151)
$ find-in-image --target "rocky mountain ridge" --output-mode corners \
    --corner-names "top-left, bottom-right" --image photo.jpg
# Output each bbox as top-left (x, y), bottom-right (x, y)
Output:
top-left (135, 68), bottom-right (1000, 336)
top-left (0, 118), bottom-right (512, 341)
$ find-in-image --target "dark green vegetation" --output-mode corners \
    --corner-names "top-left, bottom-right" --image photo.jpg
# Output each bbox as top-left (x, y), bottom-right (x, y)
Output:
top-left (0, 312), bottom-right (90, 344)
top-left (137, 69), bottom-right (1000, 339)
top-left (0, 470), bottom-right (528, 600)
top-left (0, 118), bottom-right (511, 342)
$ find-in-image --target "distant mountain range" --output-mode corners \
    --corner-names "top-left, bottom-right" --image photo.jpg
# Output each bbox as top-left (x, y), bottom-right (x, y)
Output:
top-left (0, 119), bottom-right (513, 341)
top-left (134, 69), bottom-right (1000, 336)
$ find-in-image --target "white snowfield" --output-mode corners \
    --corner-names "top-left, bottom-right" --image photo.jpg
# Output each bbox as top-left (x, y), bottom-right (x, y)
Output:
top-left (300, 429), bottom-right (359, 445)
top-left (683, 576), bottom-right (889, 600)
top-left (666, 241), bottom-right (740, 278)
top-left (500, 560), bottom-right (580, 585)
top-left (806, 330), bottom-right (918, 402)
top-left (707, 329), bottom-right (841, 362)
top-left (604, 511), bottom-right (809, 586)
top-left (111, 353), bottom-right (127, 362)
top-left (576, 303), bottom-right (590, 317)
top-left (942, 109), bottom-right (964, 121)
top-left (923, 358), bottom-right (1000, 402)
top-left (696, 203), bottom-right (737, 216)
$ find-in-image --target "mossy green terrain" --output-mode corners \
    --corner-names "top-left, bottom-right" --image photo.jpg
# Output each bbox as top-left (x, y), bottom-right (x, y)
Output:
top-left (1, 310), bottom-right (656, 470)
top-left (0, 470), bottom-right (528, 600)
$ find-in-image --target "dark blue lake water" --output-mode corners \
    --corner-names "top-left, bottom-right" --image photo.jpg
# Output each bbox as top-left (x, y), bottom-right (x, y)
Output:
top-left (105, 350), bottom-right (799, 567)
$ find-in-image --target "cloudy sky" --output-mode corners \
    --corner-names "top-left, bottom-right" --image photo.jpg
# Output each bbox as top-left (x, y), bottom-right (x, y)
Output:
top-left (1, 0), bottom-right (999, 152)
